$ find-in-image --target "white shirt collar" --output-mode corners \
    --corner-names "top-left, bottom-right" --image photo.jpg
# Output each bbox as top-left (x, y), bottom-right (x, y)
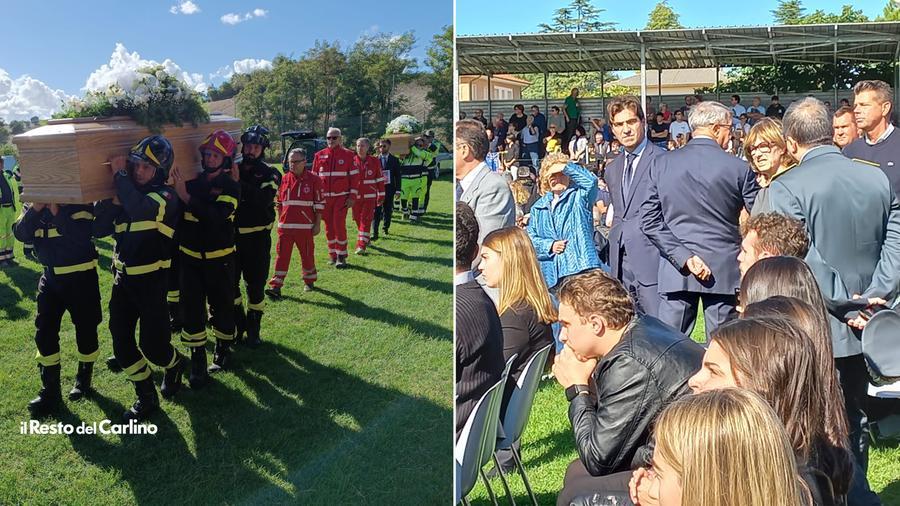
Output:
top-left (455, 270), bottom-right (474, 286)
top-left (458, 161), bottom-right (486, 194)
top-left (866, 123), bottom-right (895, 146)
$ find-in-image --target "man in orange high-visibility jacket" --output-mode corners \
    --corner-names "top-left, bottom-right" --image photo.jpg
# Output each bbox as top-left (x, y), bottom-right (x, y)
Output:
top-left (311, 127), bottom-right (358, 269)
top-left (351, 137), bottom-right (385, 254)
top-left (266, 147), bottom-right (324, 296)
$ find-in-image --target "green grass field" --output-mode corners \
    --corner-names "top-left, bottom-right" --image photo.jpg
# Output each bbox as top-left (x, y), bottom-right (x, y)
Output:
top-left (467, 309), bottom-right (900, 505)
top-left (0, 178), bottom-right (453, 504)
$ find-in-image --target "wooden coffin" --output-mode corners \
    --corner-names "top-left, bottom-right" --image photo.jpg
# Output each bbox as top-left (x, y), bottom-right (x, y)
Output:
top-left (384, 133), bottom-right (415, 158)
top-left (13, 114), bottom-right (243, 203)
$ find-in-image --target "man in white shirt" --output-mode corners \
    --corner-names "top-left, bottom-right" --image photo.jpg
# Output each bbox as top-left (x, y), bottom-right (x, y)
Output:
top-left (668, 110), bottom-right (691, 142)
top-left (730, 94), bottom-right (747, 128)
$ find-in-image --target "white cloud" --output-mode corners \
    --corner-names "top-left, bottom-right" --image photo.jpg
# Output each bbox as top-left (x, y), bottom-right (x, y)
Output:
top-left (208, 58), bottom-right (272, 84)
top-left (83, 43), bottom-right (209, 94)
top-left (0, 69), bottom-right (72, 121)
top-left (221, 8), bottom-right (267, 25)
top-left (170, 1), bottom-right (201, 14)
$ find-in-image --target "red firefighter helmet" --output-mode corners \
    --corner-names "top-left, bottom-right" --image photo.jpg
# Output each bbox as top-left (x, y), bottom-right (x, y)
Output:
top-left (198, 129), bottom-right (237, 170)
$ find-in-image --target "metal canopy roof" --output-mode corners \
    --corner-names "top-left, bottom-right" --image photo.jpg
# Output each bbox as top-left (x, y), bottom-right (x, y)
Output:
top-left (457, 22), bottom-right (900, 75)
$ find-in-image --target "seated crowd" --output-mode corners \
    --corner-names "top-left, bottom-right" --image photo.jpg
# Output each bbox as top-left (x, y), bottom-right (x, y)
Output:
top-left (456, 79), bottom-right (899, 505)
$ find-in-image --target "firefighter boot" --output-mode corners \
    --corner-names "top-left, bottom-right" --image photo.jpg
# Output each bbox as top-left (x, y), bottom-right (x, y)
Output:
top-left (233, 303), bottom-right (246, 345)
top-left (122, 378), bottom-right (159, 422)
top-left (28, 363), bottom-right (61, 418)
top-left (189, 347), bottom-right (209, 389)
top-left (246, 309), bottom-right (262, 348)
top-left (160, 352), bottom-right (185, 399)
top-left (208, 340), bottom-right (232, 373)
top-left (68, 361), bottom-right (94, 400)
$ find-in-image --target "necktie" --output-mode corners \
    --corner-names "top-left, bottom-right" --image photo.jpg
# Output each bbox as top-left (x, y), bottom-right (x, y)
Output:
top-left (456, 181), bottom-right (464, 200)
top-left (623, 153), bottom-right (637, 200)
top-left (381, 155), bottom-right (387, 168)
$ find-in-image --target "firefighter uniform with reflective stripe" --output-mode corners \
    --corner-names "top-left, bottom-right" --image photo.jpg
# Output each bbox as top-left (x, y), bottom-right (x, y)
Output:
top-left (178, 172), bottom-right (241, 350)
top-left (269, 169), bottom-right (324, 289)
top-left (400, 146), bottom-right (433, 221)
top-left (0, 169), bottom-right (19, 262)
top-left (13, 204), bottom-right (102, 373)
top-left (94, 172), bottom-right (181, 384)
top-left (352, 154), bottom-right (384, 251)
top-left (312, 145), bottom-right (358, 262)
top-left (233, 158), bottom-right (279, 340)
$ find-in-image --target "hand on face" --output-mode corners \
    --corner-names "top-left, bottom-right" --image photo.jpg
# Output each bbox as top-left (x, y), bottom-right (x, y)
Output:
top-left (552, 344), bottom-right (598, 389)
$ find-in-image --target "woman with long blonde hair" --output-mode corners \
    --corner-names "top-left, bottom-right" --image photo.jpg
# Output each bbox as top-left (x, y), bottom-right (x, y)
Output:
top-left (744, 117), bottom-right (796, 215)
top-left (479, 226), bottom-right (556, 474)
top-left (644, 388), bottom-right (808, 506)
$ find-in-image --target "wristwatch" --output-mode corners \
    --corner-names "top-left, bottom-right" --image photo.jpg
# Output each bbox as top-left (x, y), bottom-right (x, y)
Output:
top-left (565, 384), bottom-right (591, 402)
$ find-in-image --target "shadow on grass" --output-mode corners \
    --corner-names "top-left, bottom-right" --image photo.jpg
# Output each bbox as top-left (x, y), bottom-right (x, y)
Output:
top-left (0, 263), bottom-right (39, 320)
top-left (382, 233), bottom-right (453, 248)
top-left (283, 287), bottom-right (451, 340)
top-left (367, 244), bottom-right (453, 268)
top-left (64, 342), bottom-right (451, 504)
top-left (349, 264), bottom-right (451, 295)
top-left (524, 427), bottom-right (580, 471)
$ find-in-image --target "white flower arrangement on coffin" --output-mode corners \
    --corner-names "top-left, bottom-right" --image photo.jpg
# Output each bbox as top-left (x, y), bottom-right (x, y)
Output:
top-left (384, 114), bottom-right (422, 135)
top-left (55, 64), bottom-right (208, 133)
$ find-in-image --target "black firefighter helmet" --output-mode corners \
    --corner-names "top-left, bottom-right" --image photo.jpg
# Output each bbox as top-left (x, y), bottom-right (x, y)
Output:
top-left (128, 135), bottom-right (174, 183)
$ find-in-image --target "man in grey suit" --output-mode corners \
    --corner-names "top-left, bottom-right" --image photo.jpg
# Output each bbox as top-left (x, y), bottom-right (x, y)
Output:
top-left (765, 97), bottom-right (900, 473)
top-left (641, 101), bottom-right (759, 340)
top-left (604, 96), bottom-right (667, 316)
top-left (455, 119), bottom-right (515, 245)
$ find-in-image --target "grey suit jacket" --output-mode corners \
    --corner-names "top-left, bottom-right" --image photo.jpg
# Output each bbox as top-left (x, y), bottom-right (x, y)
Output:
top-left (606, 141), bottom-right (665, 286)
top-left (640, 137), bottom-right (759, 295)
top-left (460, 163), bottom-right (516, 244)
top-left (765, 145), bottom-right (900, 357)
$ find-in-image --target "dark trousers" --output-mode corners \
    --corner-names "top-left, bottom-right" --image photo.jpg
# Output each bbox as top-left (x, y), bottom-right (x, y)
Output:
top-left (109, 268), bottom-right (178, 381)
top-left (180, 254), bottom-right (235, 348)
top-left (423, 169), bottom-right (436, 212)
top-left (374, 185), bottom-right (396, 232)
top-left (35, 268), bottom-right (102, 364)
top-left (619, 253), bottom-right (660, 318)
top-left (836, 354), bottom-right (871, 473)
top-left (234, 230), bottom-right (271, 313)
top-left (557, 461), bottom-right (632, 506)
top-left (167, 252), bottom-right (182, 329)
top-left (658, 290), bottom-right (736, 342)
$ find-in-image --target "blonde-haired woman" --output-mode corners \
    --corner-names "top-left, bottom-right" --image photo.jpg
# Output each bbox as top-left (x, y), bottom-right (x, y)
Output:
top-left (641, 388), bottom-right (808, 506)
top-left (743, 117), bottom-right (796, 215)
top-left (479, 226), bottom-right (556, 474)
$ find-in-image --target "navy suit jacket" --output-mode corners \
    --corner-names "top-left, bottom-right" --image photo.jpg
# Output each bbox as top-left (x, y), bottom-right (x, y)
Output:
top-left (606, 141), bottom-right (666, 286)
top-left (640, 137), bottom-right (759, 295)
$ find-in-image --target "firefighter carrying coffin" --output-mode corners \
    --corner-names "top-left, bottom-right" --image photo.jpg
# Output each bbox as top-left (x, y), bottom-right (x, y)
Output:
top-left (13, 115), bottom-right (243, 204)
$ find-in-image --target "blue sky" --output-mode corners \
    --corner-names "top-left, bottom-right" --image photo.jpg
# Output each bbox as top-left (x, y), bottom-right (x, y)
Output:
top-left (456, 0), bottom-right (891, 35)
top-left (0, 0), bottom-right (450, 120)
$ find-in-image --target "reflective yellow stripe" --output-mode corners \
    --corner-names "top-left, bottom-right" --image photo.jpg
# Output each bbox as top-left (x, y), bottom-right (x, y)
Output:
top-left (216, 194), bottom-right (238, 208)
top-left (260, 181), bottom-right (278, 190)
top-left (76, 349), bottom-right (101, 363)
top-left (35, 351), bottom-right (61, 366)
top-left (53, 259), bottom-right (98, 275)
top-left (123, 358), bottom-right (152, 381)
top-left (70, 211), bottom-right (93, 220)
top-left (234, 296), bottom-right (243, 305)
top-left (247, 301), bottom-right (265, 311)
top-left (148, 192), bottom-right (166, 222)
top-left (183, 212), bottom-right (199, 222)
top-left (213, 328), bottom-right (234, 341)
top-left (237, 223), bottom-right (273, 234)
top-left (34, 228), bottom-right (61, 238)
top-left (163, 352), bottom-right (179, 369)
top-left (113, 258), bottom-right (171, 275)
top-left (157, 222), bottom-right (174, 238)
top-left (179, 245), bottom-right (234, 260)
top-left (181, 330), bottom-right (207, 347)
top-left (127, 221), bottom-right (158, 232)
top-left (167, 290), bottom-right (180, 303)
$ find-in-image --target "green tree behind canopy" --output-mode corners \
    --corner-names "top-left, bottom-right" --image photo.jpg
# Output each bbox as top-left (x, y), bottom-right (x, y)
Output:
top-left (713, 1), bottom-right (892, 94)
top-left (538, 0), bottom-right (616, 32)
top-left (646, 1), bottom-right (684, 30)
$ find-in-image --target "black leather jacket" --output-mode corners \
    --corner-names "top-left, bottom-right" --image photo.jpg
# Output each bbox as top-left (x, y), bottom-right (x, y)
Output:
top-left (568, 315), bottom-right (704, 477)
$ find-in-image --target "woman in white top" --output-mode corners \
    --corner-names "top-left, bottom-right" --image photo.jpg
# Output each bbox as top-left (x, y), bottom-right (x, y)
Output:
top-left (568, 125), bottom-right (589, 166)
